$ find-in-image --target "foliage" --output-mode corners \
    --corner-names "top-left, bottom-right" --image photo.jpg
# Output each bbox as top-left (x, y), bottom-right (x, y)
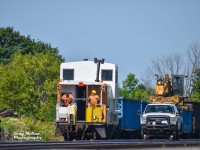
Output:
top-left (21, 118), bottom-right (63, 141)
top-left (1, 118), bottom-right (28, 138)
top-left (0, 118), bottom-right (63, 141)
top-left (0, 27), bottom-right (63, 65)
top-left (0, 52), bottom-right (61, 120)
top-left (0, 27), bottom-right (64, 121)
top-left (191, 92), bottom-right (200, 101)
top-left (119, 73), bottom-right (149, 100)
top-left (183, 42), bottom-right (200, 101)
top-left (141, 42), bottom-right (200, 101)
top-left (190, 68), bottom-right (200, 102)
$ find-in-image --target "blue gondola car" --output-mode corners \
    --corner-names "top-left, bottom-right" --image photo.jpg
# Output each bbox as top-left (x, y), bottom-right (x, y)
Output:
top-left (180, 110), bottom-right (193, 138)
top-left (118, 99), bottom-right (148, 138)
top-left (185, 101), bottom-right (200, 138)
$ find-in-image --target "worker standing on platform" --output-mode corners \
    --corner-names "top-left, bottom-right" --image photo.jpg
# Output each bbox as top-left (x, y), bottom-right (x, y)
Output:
top-left (88, 90), bottom-right (99, 107)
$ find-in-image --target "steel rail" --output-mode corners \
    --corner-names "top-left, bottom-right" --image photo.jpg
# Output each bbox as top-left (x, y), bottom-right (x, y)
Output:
top-left (0, 139), bottom-right (200, 150)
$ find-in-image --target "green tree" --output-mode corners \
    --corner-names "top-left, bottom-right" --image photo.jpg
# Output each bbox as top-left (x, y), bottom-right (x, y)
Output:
top-left (0, 27), bottom-right (64, 120)
top-left (0, 27), bottom-right (63, 65)
top-left (119, 73), bottom-right (147, 100)
top-left (191, 68), bottom-right (200, 102)
top-left (0, 52), bottom-right (62, 121)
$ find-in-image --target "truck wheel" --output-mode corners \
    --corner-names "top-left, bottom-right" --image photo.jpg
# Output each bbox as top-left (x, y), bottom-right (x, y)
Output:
top-left (175, 130), bottom-right (179, 140)
top-left (175, 125), bottom-right (179, 141)
top-left (141, 130), bottom-right (147, 140)
top-left (169, 135), bottom-right (174, 141)
top-left (173, 132), bottom-right (177, 141)
top-left (172, 131), bottom-right (179, 141)
top-left (143, 134), bottom-right (147, 140)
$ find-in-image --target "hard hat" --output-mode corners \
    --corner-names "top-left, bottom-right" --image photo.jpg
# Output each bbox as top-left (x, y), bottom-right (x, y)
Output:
top-left (92, 90), bottom-right (96, 94)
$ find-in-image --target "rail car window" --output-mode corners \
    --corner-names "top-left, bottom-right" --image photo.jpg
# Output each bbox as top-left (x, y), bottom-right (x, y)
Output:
top-left (101, 70), bottom-right (113, 81)
top-left (63, 69), bottom-right (74, 80)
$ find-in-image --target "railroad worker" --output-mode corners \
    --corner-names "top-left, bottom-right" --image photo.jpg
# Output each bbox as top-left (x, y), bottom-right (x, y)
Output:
top-left (88, 90), bottom-right (100, 107)
top-left (61, 92), bottom-right (74, 107)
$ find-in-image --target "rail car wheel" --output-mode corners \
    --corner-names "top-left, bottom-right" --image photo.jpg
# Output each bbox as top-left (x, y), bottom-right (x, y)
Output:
top-left (93, 131), bottom-right (97, 140)
top-left (63, 132), bottom-right (76, 141)
top-left (64, 133), bottom-right (70, 141)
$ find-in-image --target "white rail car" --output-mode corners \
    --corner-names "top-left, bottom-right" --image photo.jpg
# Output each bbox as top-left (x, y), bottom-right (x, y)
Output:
top-left (55, 58), bottom-right (119, 140)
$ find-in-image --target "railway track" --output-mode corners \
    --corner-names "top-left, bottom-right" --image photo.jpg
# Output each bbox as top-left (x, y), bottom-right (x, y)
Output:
top-left (0, 139), bottom-right (200, 150)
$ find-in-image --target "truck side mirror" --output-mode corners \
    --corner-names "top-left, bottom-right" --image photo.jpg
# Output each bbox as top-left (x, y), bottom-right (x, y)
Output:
top-left (137, 110), bottom-right (141, 115)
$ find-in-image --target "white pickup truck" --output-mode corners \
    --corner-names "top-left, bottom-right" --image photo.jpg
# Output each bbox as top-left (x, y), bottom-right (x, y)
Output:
top-left (140, 103), bottom-right (182, 140)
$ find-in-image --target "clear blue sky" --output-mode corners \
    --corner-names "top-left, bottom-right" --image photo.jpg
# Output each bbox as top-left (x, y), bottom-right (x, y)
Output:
top-left (1, 0), bottom-right (200, 85)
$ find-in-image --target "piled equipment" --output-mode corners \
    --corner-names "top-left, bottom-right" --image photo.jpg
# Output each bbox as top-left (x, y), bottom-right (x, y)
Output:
top-left (150, 74), bottom-right (188, 110)
top-left (141, 74), bottom-right (191, 140)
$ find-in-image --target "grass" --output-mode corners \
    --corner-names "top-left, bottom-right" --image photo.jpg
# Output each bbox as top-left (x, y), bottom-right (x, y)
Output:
top-left (0, 117), bottom-right (63, 141)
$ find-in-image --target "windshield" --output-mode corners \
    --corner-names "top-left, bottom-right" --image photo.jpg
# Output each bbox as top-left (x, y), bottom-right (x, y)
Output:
top-left (145, 105), bottom-right (175, 114)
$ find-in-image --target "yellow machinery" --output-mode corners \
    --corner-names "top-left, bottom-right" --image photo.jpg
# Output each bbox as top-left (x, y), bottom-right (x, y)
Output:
top-left (86, 107), bottom-right (102, 122)
top-left (150, 74), bottom-right (188, 110)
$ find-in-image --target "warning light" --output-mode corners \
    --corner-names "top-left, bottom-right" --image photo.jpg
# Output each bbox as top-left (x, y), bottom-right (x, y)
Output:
top-left (78, 82), bottom-right (83, 86)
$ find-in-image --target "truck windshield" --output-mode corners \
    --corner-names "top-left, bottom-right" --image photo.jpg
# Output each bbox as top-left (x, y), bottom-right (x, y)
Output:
top-left (145, 105), bottom-right (175, 114)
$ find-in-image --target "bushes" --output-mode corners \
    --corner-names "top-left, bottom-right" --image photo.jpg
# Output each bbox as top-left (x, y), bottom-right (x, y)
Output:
top-left (0, 27), bottom-right (64, 121)
top-left (0, 117), bottom-right (63, 141)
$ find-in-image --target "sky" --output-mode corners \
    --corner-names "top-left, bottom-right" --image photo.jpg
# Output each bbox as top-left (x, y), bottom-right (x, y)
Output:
top-left (1, 0), bottom-right (200, 85)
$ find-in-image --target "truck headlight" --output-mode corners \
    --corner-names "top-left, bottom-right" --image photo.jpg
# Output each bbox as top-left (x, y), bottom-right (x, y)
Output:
top-left (141, 116), bottom-right (146, 124)
top-left (170, 117), bottom-right (177, 125)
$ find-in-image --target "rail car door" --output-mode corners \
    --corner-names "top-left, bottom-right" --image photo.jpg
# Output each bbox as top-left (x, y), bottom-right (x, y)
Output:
top-left (76, 85), bottom-right (86, 121)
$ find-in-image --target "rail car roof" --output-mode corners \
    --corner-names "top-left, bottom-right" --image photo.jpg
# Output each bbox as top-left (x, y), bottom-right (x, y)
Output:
top-left (59, 81), bottom-right (107, 86)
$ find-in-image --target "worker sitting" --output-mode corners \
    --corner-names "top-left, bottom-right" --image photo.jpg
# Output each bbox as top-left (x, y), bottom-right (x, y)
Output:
top-left (61, 92), bottom-right (74, 107)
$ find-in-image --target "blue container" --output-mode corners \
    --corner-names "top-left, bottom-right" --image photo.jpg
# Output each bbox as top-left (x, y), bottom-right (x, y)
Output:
top-left (118, 99), bottom-right (148, 131)
top-left (181, 110), bottom-right (193, 133)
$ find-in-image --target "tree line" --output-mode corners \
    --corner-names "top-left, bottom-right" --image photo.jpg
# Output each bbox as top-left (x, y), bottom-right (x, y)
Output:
top-left (0, 27), bottom-right (63, 121)
top-left (120, 43), bottom-right (200, 102)
top-left (139, 42), bottom-right (200, 101)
